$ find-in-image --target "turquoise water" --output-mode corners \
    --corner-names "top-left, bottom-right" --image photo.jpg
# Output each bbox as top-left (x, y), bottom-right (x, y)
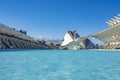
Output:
top-left (0, 50), bottom-right (120, 80)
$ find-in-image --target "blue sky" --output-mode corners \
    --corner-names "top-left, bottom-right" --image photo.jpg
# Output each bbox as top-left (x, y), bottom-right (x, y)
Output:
top-left (0, 0), bottom-right (120, 40)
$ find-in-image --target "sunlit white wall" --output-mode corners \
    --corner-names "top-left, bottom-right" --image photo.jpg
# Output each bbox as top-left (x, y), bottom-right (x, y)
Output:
top-left (61, 33), bottom-right (73, 46)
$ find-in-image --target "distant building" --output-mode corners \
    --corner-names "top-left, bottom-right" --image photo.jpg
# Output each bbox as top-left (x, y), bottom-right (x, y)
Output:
top-left (61, 30), bottom-right (79, 46)
top-left (60, 31), bottom-right (95, 50)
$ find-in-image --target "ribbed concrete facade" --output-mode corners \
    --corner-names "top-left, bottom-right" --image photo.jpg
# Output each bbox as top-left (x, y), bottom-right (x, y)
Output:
top-left (92, 14), bottom-right (120, 49)
top-left (0, 23), bottom-right (48, 49)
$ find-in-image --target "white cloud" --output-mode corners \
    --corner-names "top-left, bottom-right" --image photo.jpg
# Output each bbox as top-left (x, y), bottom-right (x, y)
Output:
top-left (35, 35), bottom-right (61, 41)
top-left (30, 35), bottom-right (61, 44)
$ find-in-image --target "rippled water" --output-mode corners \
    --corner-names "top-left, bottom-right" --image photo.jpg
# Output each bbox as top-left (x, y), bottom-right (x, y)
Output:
top-left (0, 50), bottom-right (120, 80)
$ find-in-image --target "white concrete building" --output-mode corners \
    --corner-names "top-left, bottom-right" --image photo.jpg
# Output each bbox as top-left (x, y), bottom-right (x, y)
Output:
top-left (61, 31), bottom-right (95, 50)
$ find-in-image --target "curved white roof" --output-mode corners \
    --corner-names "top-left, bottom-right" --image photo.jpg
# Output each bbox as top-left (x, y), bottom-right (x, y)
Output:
top-left (92, 24), bottom-right (120, 43)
